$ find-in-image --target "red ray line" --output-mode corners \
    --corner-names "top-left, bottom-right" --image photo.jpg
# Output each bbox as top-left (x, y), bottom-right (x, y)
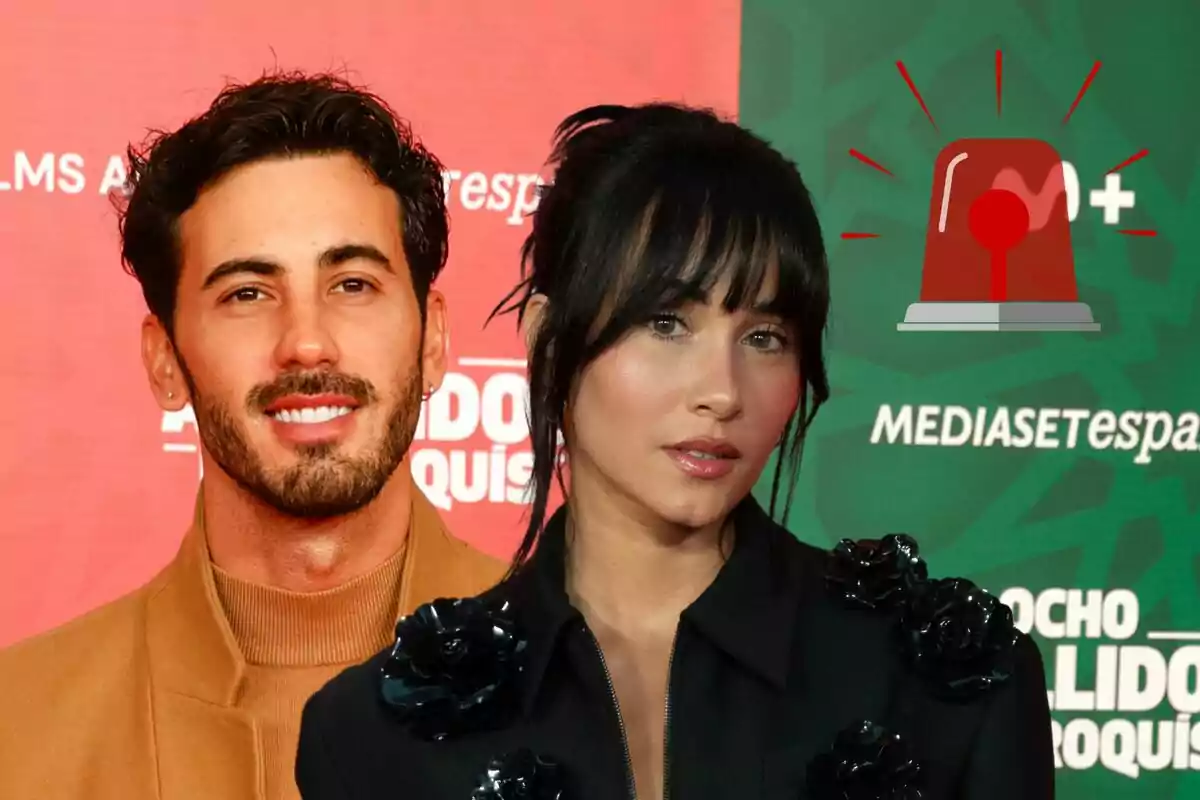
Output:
top-left (896, 61), bottom-right (939, 132)
top-left (1117, 229), bottom-right (1157, 237)
top-left (841, 232), bottom-right (881, 239)
top-left (1106, 149), bottom-right (1149, 174)
top-left (996, 50), bottom-right (1003, 116)
top-left (1062, 61), bottom-right (1102, 125)
top-left (848, 148), bottom-right (895, 177)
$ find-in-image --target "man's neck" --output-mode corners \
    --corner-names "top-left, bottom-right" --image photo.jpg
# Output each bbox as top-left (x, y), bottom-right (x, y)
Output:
top-left (564, 483), bottom-right (730, 638)
top-left (200, 464), bottom-right (414, 593)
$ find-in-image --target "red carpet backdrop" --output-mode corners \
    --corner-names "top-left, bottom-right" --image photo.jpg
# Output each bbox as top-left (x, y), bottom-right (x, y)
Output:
top-left (0, 0), bottom-right (740, 643)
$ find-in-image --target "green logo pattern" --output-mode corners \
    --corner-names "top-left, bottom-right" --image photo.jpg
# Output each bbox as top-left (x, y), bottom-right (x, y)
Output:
top-left (741, 1), bottom-right (1200, 796)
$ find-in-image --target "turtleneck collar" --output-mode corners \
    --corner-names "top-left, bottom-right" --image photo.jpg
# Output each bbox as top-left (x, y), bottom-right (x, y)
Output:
top-left (211, 539), bottom-right (407, 668)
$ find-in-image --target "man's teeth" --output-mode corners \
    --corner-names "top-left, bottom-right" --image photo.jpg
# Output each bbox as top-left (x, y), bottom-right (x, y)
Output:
top-left (270, 406), bottom-right (353, 424)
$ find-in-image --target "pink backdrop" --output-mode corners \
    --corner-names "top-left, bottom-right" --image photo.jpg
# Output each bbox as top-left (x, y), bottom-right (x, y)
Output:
top-left (0, 0), bottom-right (741, 647)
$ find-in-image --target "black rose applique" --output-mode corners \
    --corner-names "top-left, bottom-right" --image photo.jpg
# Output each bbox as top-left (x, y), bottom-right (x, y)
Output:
top-left (826, 534), bottom-right (928, 610)
top-left (899, 577), bottom-right (1018, 701)
top-left (806, 720), bottom-right (925, 800)
top-left (379, 596), bottom-right (527, 741)
top-left (825, 534), bottom-right (1019, 701)
top-left (470, 749), bottom-right (568, 800)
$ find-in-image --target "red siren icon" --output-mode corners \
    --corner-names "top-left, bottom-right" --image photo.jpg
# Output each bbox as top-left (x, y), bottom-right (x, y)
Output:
top-left (897, 137), bottom-right (1100, 331)
top-left (842, 56), bottom-right (1154, 332)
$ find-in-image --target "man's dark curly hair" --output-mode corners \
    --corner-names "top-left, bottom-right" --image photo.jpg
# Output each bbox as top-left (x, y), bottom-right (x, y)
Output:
top-left (116, 71), bottom-right (449, 337)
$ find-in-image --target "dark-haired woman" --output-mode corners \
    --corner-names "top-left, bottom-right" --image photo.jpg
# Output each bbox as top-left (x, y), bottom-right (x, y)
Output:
top-left (295, 104), bottom-right (1055, 800)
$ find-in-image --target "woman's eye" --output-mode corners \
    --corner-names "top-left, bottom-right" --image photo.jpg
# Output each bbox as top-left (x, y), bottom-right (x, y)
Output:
top-left (649, 313), bottom-right (685, 338)
top-left (747, 329), bottom-right (788, 352)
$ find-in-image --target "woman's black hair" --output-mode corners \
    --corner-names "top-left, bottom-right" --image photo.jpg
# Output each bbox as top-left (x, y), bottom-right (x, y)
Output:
top-left (490, 103), bottom-right (830, 575)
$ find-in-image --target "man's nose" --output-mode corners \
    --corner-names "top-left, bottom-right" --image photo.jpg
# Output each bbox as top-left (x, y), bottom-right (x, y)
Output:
top-left (272, 300), bottom-right (340, 370)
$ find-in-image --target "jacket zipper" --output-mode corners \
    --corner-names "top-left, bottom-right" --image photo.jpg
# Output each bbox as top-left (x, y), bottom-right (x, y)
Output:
top-left (662, 630), bottom-right (679, 800)
top-left (587, 630), bottom-right (637, 800)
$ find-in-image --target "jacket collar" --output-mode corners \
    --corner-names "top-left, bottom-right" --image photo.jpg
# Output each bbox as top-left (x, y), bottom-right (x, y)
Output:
top-left (144, 477), bottom-right (453, 707)
top-left (510, 496), bottom-right (820, 715)
top-left (144, 495), bottom-right (243, 706)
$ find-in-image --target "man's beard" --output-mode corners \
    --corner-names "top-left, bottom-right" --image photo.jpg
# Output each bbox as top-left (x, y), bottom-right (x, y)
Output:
top-left (183, 366), bottom-right (424, 519)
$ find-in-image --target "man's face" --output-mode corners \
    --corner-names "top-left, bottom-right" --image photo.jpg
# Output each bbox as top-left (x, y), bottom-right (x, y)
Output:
top-left (153, 153), bottom-right (445, 518)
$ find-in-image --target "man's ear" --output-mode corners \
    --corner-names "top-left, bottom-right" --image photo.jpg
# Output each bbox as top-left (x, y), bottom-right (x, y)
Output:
top-left (141, 314), bottom-right (189, 410)
top-left (420, 289), bottom-right (450, 394)
top-left (520, 294), bottom-right (549, 356)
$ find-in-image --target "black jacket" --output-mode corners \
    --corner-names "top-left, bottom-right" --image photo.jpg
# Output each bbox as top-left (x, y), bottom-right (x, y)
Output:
top-left (296, 499), bottom-right (1054, 799)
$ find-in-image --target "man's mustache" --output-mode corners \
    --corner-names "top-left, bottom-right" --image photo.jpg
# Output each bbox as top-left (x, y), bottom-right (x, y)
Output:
top-left (248, 371), bottom-right (377, 411)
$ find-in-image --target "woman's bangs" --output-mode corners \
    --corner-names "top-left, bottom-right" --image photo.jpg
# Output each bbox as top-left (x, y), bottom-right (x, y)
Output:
top-left (600, 194), bottom-right (807, 340)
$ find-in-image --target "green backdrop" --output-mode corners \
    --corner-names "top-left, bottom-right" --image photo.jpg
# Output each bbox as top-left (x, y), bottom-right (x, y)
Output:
top-left (742, 0), bottom-right (1200, 797)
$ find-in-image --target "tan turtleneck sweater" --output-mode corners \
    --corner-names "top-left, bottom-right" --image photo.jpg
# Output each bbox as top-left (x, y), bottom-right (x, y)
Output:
top-left (211, 542), bottom-right (406, 800)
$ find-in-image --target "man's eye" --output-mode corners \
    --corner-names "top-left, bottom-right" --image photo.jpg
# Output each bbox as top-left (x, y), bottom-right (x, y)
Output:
top-left (226, 287), bottom-right (264, 303)
top-left (336, 278), bottom-right (372, 294)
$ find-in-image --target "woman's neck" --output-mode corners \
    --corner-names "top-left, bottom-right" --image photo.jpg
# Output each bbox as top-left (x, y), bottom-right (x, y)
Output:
top-left (563, 489), bottom-right (732, 637)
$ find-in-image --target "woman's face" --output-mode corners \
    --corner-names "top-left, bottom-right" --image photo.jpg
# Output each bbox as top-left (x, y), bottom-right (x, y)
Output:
top-left (561, 273), bottom-right (802, 533)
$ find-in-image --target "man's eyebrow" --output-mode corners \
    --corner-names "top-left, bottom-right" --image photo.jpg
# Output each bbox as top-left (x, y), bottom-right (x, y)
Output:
top-left (318, 243), bottom-right (394, 273)
top-left (201, 258), bottom-right (279, 290)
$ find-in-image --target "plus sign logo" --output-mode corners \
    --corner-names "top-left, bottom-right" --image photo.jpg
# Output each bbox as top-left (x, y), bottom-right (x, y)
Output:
top-left (1087, 173), bottom-right (1136, 225)
top-left (841, 54), bottom-right (1155, 333)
